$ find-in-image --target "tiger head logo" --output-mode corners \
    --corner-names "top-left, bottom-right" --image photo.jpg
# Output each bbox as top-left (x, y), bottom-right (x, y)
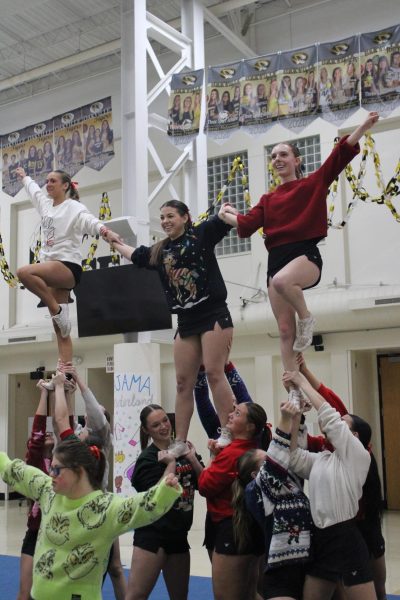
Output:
top-left (291, 52), bottom-right (308, 65)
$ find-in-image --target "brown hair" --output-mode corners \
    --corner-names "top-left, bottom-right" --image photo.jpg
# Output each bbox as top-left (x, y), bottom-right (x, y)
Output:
top-left (286, 143), bottom-right (304, 179)
top-left (53, 169), bottom-right (80, 200)
top-left (139, 403), bottom-right (170, 449)
top-left (232, 449), bottom-right (262, 553)
top-left (149, 200), bottom-right (191, 266)
top-left (54, 438), bottom-right (105, 490)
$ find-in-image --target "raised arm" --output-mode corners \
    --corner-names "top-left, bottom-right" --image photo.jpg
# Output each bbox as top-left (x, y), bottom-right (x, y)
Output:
top-left (112, 240), bottom-right (136, 261)
top-left (218, 203), bottom-right (239, 228)
top-left (283, 370), bottom-right (326, 411)
top-left (346, 111), bottom-right (379, 147)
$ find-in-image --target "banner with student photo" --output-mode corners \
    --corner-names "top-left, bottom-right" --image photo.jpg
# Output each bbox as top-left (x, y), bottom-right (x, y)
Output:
top-left (277, 45), bottom-right (318, 132)
top-left (360, 25), bottom-right (400, 115)
top-left (318, 36), bottom-right (360, 124)
top-left (204, 61), bottom-right (242, 138)
top-left (240, 54), bottom-right (280, 132)
top-left (29, 119), bottom-right (55, 188)
top-left (167, 69), bottom-right (204, 145)
top-left (82, 96), bottom-right (114, 171)
top-left (1, 126), bottom-right (31, 197)
top-left (53, 107), bottom-right (84, 178)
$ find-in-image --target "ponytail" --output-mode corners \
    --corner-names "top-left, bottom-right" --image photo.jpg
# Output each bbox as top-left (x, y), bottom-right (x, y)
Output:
top-left (54, 169), bottom-right (80, 201)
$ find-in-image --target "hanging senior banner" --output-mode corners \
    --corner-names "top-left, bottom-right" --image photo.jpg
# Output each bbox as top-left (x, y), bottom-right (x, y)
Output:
top-left (360, 25), bottom-right (400, 115)
top-left (30, 119), bottom-right (55, 188)
top-left (1, 126), bottom-right (31, 197)
top-left (240, 53), bottom-right (280, 132)
top-left (53, 107), bottom-right (84, 178)
top-left (82, 96), bottom-right (115, 171)
top-left (277, 45), bottom-right (318, 131)
top-left (204, 61), bottom-right (242, 138)
top-left (167, 69), bottom-right (204, 144)
top-left (318, 35), bottom-right (360, 124)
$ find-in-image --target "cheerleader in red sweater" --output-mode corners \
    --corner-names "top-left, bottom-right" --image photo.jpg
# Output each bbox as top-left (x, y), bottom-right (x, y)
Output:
top-left (219, 112), bottom-right (379, 403)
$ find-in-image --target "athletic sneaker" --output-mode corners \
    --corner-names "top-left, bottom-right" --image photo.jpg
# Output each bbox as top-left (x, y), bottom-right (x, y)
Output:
top-left (293, 314), bottom-right (316, 352)
top-left (216, 427), bottom-right (232, 448)
top-left (167, 439), bottom-right (189, 458)
top-left (39, 378), bottom-right (55, 391)
top-left (52, 304), bottom-right (71, 338)
top-left (288, 388), bottom-right (303, 409)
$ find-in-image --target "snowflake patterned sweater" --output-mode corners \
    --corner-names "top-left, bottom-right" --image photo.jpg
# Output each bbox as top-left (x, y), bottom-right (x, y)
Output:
top-left (0, 453), bottom-right (181, 600)
top-left (247, 427), bottom-right (313, 570)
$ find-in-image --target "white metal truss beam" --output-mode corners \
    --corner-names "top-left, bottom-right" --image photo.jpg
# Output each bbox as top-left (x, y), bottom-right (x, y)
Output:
top-left (0, 40), bottom-right (120, 93)
top-left (203, 5), bottom-right (255, 57)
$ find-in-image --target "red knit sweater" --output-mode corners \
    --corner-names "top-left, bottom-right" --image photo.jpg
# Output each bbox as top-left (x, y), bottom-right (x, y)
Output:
top-left (237, 136), bottom-right (360, 251)
top-left (197, 438), bottom-right (256, 522)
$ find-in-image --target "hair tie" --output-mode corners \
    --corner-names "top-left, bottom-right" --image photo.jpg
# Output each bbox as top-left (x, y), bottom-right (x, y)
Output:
top-left (89, 445), bottom-right (101, 460)
top-left (71, 181), bottom-right (79, 189)
top-left (367, 442), bottom-right (372, 453)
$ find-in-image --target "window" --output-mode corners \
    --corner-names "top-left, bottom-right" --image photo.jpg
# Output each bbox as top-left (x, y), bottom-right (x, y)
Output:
top-left (207, 151), bottom-right (251, 256)
top-left (265, 134), bottom-right (321, 188)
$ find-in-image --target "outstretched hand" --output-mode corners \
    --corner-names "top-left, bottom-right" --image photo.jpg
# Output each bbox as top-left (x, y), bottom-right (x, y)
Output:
top-left (282, 370), bottom-right (303, 388)
top-left (164, 473), bottom-right (180, 490)
top-left (15, 167), bottom-right (27, 179)
top-left (362, 111), bottom-right (379, 130)
top-left (52, 371), bottom-right (66, 387)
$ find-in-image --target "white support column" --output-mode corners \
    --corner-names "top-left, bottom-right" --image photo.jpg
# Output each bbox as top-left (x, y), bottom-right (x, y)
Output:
top-left (181, 0), bottom-right (208, 216)
top-left (0, 374), bottom-right (9, 497)
top-left (121, 0), bottom-right (149, 247)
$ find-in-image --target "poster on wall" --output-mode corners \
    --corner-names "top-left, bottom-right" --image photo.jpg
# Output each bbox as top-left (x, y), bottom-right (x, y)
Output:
top-left (318, 35), bottom-right (360, 124)
top-left (1, 126), bottom-right (31, 197)
top-left (240, 54), bottom-right (280, 132)
top-left (82, 96), bottom-right (114, 171)
top-left (167, 69), bottom-right (204, 144)
top-left (113, 370), bottom-right (156, 496)
top-left (29, 119), bottom-right (55, 188)
top-left (360, 25), bottom-right (400, 115)
top-left (53, 107), bottom-right (84, 178)
top-left (204, 61), bottom-right (242, 138)
top-left (277, 45), bottom-right (318, 131)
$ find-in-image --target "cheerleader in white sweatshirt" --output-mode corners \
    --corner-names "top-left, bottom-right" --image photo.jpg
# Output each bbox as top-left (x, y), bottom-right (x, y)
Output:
top-left (15, 167), bottom-right (120, 365)
top-left (283, 370), bottom-right (377, 600)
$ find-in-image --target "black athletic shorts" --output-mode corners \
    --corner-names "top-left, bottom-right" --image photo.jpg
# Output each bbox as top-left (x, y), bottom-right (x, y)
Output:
top-left (133, 526), bottom-right (190, 555)
top-left (267, 238), bottom-right (323, 290)
top-left (263, 563), bottom-right (307, 600)
top-left (59, 260), bottom-right (82, 287)
top-left (307, 519), bottom-right (373, 587)
top-left (175, 305), bottom-right (233, 339)
top-left (203, 514), bottom-right (264, 556)
top-left (357, 518), bottom-right (386, 559)
top-left (21, 528), bottom-right (39, 557)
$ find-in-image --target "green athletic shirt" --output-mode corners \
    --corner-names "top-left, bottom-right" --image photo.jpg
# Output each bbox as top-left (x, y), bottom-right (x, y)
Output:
top-left (0, 453), bottom-right (181, 600)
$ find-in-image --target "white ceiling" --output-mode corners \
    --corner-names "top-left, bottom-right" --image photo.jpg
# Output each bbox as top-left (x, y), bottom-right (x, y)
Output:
top-left (0, 0), bottom-right (316, 106)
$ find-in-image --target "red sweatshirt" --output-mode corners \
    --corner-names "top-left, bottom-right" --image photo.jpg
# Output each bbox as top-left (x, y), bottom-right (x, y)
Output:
top-left (25, 414), bottom-right (49, 531)
top-left (198, 438), bottom-right (256, 522)
top-left (307, 382), bottom-right (349, 453)
top-left (237, 136), bottom-right (359, 251)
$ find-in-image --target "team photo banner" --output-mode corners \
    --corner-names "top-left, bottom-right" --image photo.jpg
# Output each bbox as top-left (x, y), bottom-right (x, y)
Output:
top-left (318, 35), bottom-right (360, 123)
top-left (360, 25), bottom-right (400, 113)
top-left (1, 96), bottom-right (114, 197)
top-left (204, 61), bottom-right (243, 136)
top-left (240, 53), bottom-right (280, 130)
top-left (167, 69), bottom-right (204, 143)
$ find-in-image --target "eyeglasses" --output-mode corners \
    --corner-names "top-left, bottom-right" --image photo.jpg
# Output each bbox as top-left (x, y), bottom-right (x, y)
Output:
top-left (49, 465), bottom-right (70, 477)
